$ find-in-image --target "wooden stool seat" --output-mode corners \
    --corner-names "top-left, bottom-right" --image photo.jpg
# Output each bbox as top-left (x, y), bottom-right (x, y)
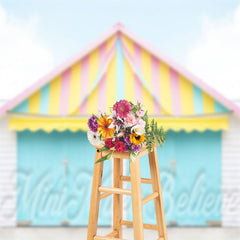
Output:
top-left (87, 145), bottom-right (168, 240)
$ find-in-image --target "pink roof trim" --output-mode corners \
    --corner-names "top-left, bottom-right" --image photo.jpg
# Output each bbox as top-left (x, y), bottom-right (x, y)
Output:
top-left (1, 22), bottom-right (240, 116)
top-left (0, 24), bottom-right (119, 115)
top-left (119, 25), bottom-right (240, 115)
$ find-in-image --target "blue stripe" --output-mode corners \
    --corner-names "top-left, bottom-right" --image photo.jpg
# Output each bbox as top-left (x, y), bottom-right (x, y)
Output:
top-left (39, 84), bottom-right (50, 114)
top-left (193, 86), bottom-right (203, 114)
top-left (11, 99), bottom-right (29, 113)
top-left (116, 39), bottom-right (125, 101)
top-left (214, 100), bottom-right (230, 113)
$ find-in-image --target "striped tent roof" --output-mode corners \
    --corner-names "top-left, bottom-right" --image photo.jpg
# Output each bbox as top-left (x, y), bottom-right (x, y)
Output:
top-left (1, 23), bottom-right (239, 132)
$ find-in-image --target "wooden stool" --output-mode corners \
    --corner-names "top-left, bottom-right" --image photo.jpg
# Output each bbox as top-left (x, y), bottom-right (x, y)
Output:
top-left (87, 145), bottom-right (168, 240)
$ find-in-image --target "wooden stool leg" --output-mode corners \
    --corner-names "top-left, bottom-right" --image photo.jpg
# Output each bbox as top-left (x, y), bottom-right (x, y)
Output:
top-left (113, 158), bottom-right (123, 238)
top-left (130, 157), bottom-right (144, 240)
top-left (87, 150), bottom-right (104, 240)
top-left (149, 147), bottom-right (168, 240)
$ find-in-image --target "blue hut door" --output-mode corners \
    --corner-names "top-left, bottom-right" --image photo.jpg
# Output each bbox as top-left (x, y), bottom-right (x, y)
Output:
top-left (125, 130), bottom-right (222, 226)
top-left (17, 130), bottom-right (222, 226)
top-left (17, 130), bottom-right (112, 226)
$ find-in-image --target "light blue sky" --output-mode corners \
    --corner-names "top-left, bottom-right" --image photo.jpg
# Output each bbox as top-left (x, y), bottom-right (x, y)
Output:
top-left (1, 0), bottom-right (240, 65)
top-left (1, 0), bottom-right (240, 101)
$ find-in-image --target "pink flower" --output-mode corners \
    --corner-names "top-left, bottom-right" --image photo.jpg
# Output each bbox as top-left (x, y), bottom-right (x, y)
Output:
top-left (137, 118), bottom-right (146, 127)
top-left (125, 113), bottom-right (137, 127)
top-left (136, 110), bottom-right (145, 117)
top-left (113, 100), bottom-right (131, 119)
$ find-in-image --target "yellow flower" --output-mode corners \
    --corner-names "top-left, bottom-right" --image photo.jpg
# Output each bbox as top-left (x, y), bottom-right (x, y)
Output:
top-left (97, 115), bottom-right (115, 139)
top-left (129, 133), bottom-right (146, 145)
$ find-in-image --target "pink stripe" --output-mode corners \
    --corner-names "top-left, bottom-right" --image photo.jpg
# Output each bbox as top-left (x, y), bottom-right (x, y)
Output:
top-left (80, 100), bottom-right (87, 115)
top-left (79, 56), bottom-right (89, 114)
top-left (133, 43), bottom-right (142, 103)
top-left (151, 56), bottom-right (161, 115)
top-left (60, 69), bottom-right (71, 115)
top-left (99, 42), bottom-right (107, 68)
top-left (170, 68), bottom-right (181, 115)
top-left (133, 43), bottom-right (142, 70)
top-left (98, 74), bottom-right (107, 112)
top-left (98, 43), bottom-right (107, 111)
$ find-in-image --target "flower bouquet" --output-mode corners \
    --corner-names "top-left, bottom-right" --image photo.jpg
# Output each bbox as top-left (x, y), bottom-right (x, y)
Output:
top-left (87, 99), bottom-right (166, 163)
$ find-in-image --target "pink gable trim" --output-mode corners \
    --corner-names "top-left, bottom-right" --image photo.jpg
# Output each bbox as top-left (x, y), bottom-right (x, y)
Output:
top-left (0, 24), bottom-right (120, 116)
top-left (1, 22), bottom-right (240, 116)
top-left (119, 25), bottom-right (240, 115)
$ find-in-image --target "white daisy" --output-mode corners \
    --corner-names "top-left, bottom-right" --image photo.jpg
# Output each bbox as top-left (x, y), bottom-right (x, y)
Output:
top-left (87, 130), bottom-right (103, 146)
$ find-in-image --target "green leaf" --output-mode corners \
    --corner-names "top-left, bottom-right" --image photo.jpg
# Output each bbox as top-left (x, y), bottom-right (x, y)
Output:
top-left (95, 152), bottom-right (112, 164)
top-left (142, 111), bottom-right (148, 122)
top-left (129, 151), bottom-right (137, 163)
top-left (106, 151), bottom-right (113, 160)
top-left (98, 145), bottom-right (110, 152)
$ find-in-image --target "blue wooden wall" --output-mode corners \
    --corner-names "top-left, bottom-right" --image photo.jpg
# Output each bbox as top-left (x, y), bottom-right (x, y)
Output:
top-left (126, 130), bottom-right (222, 226)
top-left (17, 130), bottom-right (112, 226)
top-left (17, 130), bottom-right (222, 226)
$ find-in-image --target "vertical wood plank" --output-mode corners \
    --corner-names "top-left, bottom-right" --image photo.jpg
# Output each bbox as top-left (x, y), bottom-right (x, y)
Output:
top-left (87, 150), bottom-right (104, 240)
top-left (113, 158), bottom-right (123, 238)
top-left (130, 157), bottom-right (144, 240)
top-left (149, 147), bottom-right (168, 240)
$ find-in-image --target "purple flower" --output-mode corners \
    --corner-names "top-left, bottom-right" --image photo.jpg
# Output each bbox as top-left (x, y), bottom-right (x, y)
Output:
top-left (88, 116), bottom-right (99, 132)
top-left (132, 144), bottom-right (141, 153)
top-left (124, 145), bottom-right (130, 152)
top-left (125, 135), bottom-right (131, 146)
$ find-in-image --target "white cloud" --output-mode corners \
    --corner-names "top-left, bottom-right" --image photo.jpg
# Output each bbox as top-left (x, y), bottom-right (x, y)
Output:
top-left (0, 5), bottom-right (54, 100)
top-left (186, 6), bottom-right (240, 100)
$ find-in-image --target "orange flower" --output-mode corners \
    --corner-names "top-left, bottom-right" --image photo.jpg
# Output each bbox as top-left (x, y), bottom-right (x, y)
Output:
top-left (97, 115), bottom-right (115, 139)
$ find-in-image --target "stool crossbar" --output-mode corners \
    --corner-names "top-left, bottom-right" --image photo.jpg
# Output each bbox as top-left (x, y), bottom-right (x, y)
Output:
top-left (87, 145), bottom-right (168, 240)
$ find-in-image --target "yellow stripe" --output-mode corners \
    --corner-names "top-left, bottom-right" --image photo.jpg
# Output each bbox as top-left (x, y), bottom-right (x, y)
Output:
top-left (29, 90), bottom-right (41, 114)
top-left (122, 35), bottom-right (134, 56)
top-left (9, 117), bottom-right (229, 133)
top-left (179, 75), bottom-right (194, 115)
top-left (159, 62), bottom-right (172, 114)
top-left (107, 35), bottom-right (115, 52)
top-left (106, 53), bottom-right (117, 113)
top-left (154, 117), bottom-right (229, 132)
top-left (202, 92), bottom-right (214, 114)
top-left (68, 61), bottom-right (81, 114)
top-left (141, 49), bottom-right (154, 115)
top-left (124, 57), bottom-right (134, 103)
top-left (87, 48), bottom-right (99, 115)
top-left (49, 75), bottom-right (61, 115)
top-left (161, 109), bottom-right (169, 115)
